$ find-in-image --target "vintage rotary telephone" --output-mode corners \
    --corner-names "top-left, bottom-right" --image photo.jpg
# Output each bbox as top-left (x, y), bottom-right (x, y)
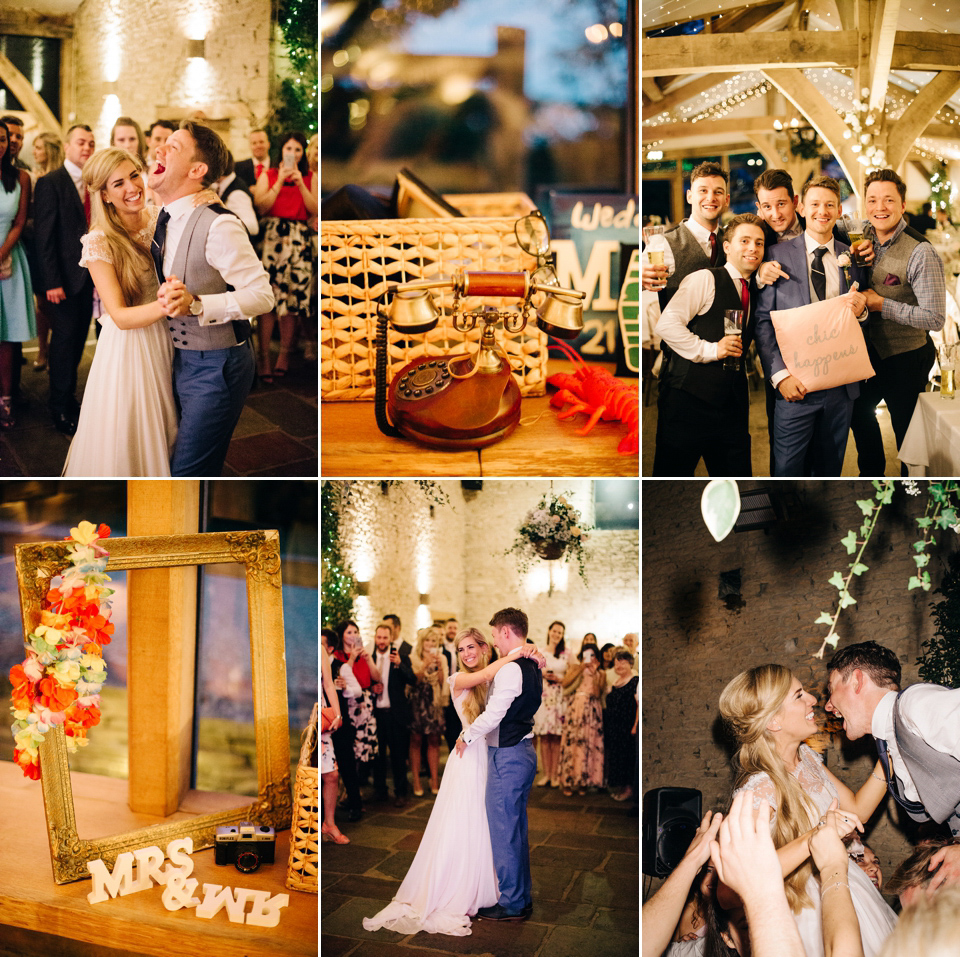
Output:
top-left (374, 212), bottom-right (585, 450)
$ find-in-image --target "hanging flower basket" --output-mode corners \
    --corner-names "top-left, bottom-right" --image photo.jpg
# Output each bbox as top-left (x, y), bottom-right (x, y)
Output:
top-left (531, 538), bottom-right (566, 560)
top-left (505, 492), bottom-right (592, 582)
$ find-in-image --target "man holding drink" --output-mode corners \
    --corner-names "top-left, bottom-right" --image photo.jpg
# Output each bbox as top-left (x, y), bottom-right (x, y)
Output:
top-left (652, 213), bottom-right (766, 475)
top-left (753, 176), bottom-right (867, 476)
top-left (849, 168), bottom-right (945, 476)
top-left (643, 161), bottom-right (729, 309)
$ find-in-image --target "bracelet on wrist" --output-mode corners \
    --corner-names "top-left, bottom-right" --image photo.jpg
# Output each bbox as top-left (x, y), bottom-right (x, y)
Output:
top-left (820, 880), bottom-right (849, 898)
top-left (871, 771), bottom-right (886, 783)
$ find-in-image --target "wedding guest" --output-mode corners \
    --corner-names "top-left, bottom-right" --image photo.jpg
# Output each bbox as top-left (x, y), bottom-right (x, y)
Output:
top-left (604, 650), bottom-right (638, 802)
top-left (383, 613), bottom-right (412, 657)
top-left (622, 632), bottom-right (638, 671)
top-left (0, 119), bottom-right (35, 428)
top-left (303, 132), bottom-right (318, 362)
top-left (235, 129), bottom-right (271, 188)
top-left (252, 131), bottom-right (317, 381)
top-left (850, 168), bottom-right (944, 476)
top-left (912, 202), bottom-right (937, 235)
top-left (110, 117), bottom-right (147, 163)
top-left (321, 627), bottom-right (363, 823)
top-left (0, 116), bottom-right (28, 171)
top-left (654, 213), bottom-right (767, 476)
top-left (754, 177), bottom-right (867, 476)
top-left (335, 620), bottom-right (380, 787)
top-left (885, 838), bottom-right (955, 906)
top-left (643, 161), bottom-right (729, 308)
top-left (533, 620), bottom-right (568, 788)
top-left (440, 617), bottom-right (462, 753)
top-left (370, 623), bottom-right (415, 808)
top-left (557, 642), bottom-right (605, 796)
top-left (409, 626), bottom-right (449, 796)
top-left (320, 644), bottom-right (348, 844)
top-left (145, 120), bottom-right (175, 173)
top-left (216, 152), bottom-right (259, 236)
top-left (26, 132), bottom-right (63, 372)
top-left (34, 123), bottom-right (95, 435)
top-left (877, 884), bottom-right (960, 957)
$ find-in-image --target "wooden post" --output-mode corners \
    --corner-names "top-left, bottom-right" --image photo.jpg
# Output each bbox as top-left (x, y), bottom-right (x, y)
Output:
top-left (126, 481), bottom-right (201, 816)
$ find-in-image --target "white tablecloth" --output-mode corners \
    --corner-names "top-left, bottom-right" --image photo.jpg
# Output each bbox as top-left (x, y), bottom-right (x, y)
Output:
top-left (898, 390), bottom-right (960, 475)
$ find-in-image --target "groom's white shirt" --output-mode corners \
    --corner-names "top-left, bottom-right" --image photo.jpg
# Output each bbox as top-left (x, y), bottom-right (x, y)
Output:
top-left (872, 686), bottom-right (960, 804)
top-left (159, 194), bottom-right (273, 327)
top-left (461, 656), bottom-right (531, 748)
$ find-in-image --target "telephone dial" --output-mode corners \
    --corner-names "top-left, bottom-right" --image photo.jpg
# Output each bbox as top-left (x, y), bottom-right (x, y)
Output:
top-left (374, 213), bottom-right (585, 450)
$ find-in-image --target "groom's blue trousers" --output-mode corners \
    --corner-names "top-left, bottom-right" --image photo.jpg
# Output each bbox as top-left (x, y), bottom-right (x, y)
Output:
top-left (486, 738), bottom-right (537, 912)
top-left (171, 341), bottom-right (255, 476)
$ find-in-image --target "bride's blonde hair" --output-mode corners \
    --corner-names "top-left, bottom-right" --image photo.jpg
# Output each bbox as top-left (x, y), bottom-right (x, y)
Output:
top-left (455, 627), bottom-right (492, 726)
top-left (719, 664), bottom-right (819, 912)
top-left (82, 148), bottom-right (153, 306)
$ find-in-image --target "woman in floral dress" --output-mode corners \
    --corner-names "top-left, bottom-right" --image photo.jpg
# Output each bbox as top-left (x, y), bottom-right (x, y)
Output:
top-left (409, 626), bottom-right (449, 796)
top-left (335, 620), bottom-right (380, 782)
top-left (320, 646), bottom-right (347, 844)
top-left (557, 642), bottom-right (605, 795)
top-left (533, 620), bottom-right (568, 787)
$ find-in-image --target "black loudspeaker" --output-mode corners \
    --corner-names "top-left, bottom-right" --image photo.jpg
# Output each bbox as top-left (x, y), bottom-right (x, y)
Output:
top-left (642, 787), bottom-right (702, 877)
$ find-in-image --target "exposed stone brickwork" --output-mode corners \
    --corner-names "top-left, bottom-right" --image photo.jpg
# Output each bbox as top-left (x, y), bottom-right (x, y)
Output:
top-left (643, 480), bottom-right (954, 893)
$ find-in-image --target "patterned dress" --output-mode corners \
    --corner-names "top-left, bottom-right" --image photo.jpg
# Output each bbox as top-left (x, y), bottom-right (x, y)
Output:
top-left (410, 656), bottom-right (448, 735)
top-left (557, 668), bottom-right (605, 789)
top-left (260, 168), bottom-right (314, 317)
top-left (533, 648), bottom-right (568, 736)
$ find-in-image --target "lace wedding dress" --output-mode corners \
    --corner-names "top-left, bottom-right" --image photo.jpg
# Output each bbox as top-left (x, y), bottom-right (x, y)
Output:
top-left (738, 744), bottom-right (897, 957)
top-left (362, 674), bottom-right (499, 936)
top-left (63, 205), bottom-right (178, 476)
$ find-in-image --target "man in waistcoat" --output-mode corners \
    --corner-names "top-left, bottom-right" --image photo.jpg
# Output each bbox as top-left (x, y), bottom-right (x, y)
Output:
top-left (652, 213), bottom-right (766, 476)
top-left (148, 120), bottom-right (273, 475)
top-left (849, 168), bottom-right (945, 476)
top-left (825, 641), bottom-right (960, 888)
top-left (643, 161), bottom-right (729, 309)
top-left (754, 176), bottom-right (867, 476)
top-left (455, 607), bottom-right (543, 921)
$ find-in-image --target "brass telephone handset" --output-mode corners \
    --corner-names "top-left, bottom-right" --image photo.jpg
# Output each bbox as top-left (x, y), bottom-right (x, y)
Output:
top-left (374, 212), bottom-right (585, 450)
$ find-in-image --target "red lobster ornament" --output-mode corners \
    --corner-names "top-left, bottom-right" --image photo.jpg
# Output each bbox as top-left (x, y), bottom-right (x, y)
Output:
top-left (547, 339), bottom-right (639, 455)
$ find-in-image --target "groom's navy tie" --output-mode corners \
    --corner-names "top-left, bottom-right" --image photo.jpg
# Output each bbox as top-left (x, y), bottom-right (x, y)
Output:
top-left (874, 736), bottom-right (892, 784)
top-left (151, 208), bottom-right (171, 284)
top-left (874, 735), bottom-right (926, 814)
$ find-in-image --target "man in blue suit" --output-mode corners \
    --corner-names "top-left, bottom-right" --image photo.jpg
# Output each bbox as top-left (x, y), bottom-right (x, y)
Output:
top-left (754, 176), bottom-right (868, 475)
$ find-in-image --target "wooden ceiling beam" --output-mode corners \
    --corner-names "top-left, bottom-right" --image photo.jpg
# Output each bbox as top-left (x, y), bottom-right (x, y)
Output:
top-left (645, 116), bottom-right (784, 140)
top-left (643, 77), bottom-right (664, 103)
top-left (886, 71), bottom-right (960, 169)
top-left (891, 32), bottom-right (960, 71)
top-left (866, 0), bottom-right (901, 116)
top-left (642, 73), bottom-right (738, 124)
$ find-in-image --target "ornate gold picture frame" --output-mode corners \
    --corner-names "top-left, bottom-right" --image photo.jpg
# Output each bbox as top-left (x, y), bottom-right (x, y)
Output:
top-left (14, 530), bottom-right (292, 884)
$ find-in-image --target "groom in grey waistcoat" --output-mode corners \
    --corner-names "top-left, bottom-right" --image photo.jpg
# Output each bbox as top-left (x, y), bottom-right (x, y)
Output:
top-left (148, 120), bottom-right (273, 476)
top-left (825, 640), bottom-right (960, 888)
top-left (455, 607), bottom-right (543, 921)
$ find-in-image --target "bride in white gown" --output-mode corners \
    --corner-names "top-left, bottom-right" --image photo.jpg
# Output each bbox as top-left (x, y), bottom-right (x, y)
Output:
top-left (63, 148), bottom-right (212, 476)
top-left (363, 628), bottom-right (544, 937)
top-left (719, 665), bottom-right (897, 957)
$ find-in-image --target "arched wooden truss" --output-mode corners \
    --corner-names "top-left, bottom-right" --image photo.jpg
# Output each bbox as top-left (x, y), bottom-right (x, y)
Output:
top-left (0, 51), bottom-right (60, 133)
top-left (642, 0), bottom-right (960, 200)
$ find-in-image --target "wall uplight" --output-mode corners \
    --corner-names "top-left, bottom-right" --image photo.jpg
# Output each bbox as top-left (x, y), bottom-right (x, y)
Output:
top-left (187, 39), bottom-right (206, 60)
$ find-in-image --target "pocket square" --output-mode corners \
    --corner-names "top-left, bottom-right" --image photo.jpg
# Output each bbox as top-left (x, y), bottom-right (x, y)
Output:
top-left (883, 273), bottom-right (902, 286)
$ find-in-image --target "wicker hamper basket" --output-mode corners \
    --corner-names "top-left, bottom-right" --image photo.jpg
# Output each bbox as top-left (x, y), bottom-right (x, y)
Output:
top-left (286, 702), bottom-right (318, 893)
top-left (321, 193), bottom-right (548, 402)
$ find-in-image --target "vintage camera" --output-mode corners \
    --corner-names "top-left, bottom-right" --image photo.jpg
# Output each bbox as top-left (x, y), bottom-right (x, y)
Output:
top-left (214, 822), bottom-right (276, 873)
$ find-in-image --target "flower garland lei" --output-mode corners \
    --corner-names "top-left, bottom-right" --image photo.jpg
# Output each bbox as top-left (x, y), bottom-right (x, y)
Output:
top-left (9, 522), bottom-right (114, 780)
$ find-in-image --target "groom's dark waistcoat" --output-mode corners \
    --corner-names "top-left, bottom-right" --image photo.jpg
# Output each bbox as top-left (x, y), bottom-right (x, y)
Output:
top-left (166, 205), bottom-right (250, 351)
top-left (496, 657), bottom-right (543, 749)
top-left (891, 685), bottom-right (960, 830)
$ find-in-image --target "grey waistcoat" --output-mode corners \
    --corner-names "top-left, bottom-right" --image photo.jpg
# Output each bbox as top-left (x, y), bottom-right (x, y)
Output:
top-left (166, 206), bottom-right (244, 351)
top-left (867, 229), bottom-right (929, 360)
top-left (892, 684), bottom-right (960, 835)
top-left (659, 221), bottom-right (720, 309)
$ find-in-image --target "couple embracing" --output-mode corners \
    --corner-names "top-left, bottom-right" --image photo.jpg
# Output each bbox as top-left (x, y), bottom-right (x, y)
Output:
top-left (63, 120), bottom-right (273, 476)
top-left (364, 607), bottom-right (544, 936)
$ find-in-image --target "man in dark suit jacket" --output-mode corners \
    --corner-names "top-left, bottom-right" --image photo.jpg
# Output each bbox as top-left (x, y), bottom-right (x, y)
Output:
top-left (754, 176), bottom-right (867, 476)
top-left (371, 623), bottom-right (415, 807)
top-left (33, 124), bottom-right (96, 434)
top-left (382, 614), bottom-right (412, 657)
top-left (234, 129), bottom-right (271, 188)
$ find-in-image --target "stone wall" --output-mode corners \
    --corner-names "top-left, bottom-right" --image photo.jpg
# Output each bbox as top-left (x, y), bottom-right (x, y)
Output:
top-left (642, 480), bottom-right (955, 892)
top-left (335, 480), bottom-right (639, 651)
top-left (72, 0), bottom-right (272, 158)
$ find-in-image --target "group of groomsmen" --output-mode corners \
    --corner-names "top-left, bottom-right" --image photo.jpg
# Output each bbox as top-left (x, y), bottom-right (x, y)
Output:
top-left (646, 161), bottom-right (946, 476)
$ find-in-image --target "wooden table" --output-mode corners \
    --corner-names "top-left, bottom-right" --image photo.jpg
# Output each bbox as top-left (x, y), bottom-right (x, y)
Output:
top-left (321, 360), bottom-right (639, 477)
top-left (0, 763), bottom-right (317, 957)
